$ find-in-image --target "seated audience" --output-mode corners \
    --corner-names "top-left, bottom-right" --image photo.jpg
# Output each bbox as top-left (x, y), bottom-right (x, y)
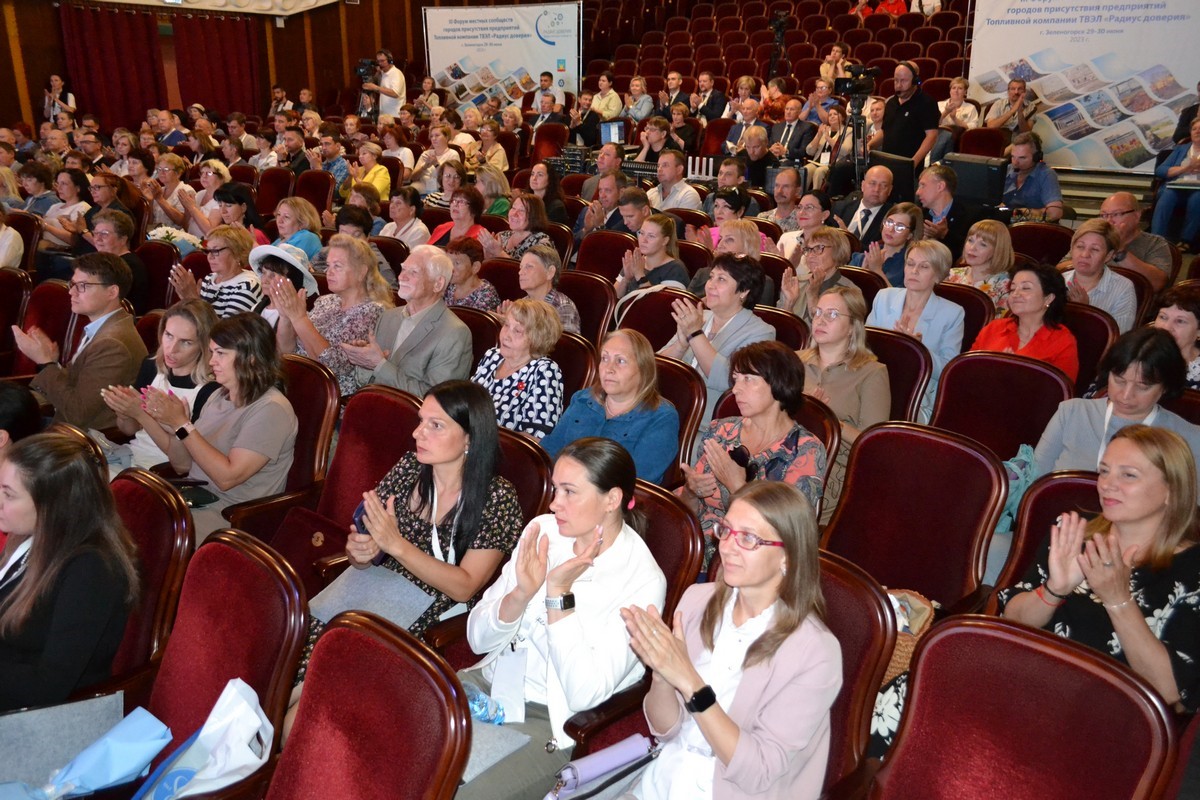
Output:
top-left (249, 130), bottom-right (278, 171)
top-left (249, 243), bottom-right (318, 330)
top-left (269, 233), bottom-right (393, 396)
top-left (946, 219), bottom-right (1014, 312)
top-left (499, 245), bottom-right (581, 335)
top-left (380, 125), bottom-right (414, 182)
top-left (542, 330), bottom-right (680, 483)
top-left (444, 237), bottom-right (500, 311)
top-left (1060, 219), bottom-right (1138, 333)
top-left (471, 298), bottom-right (564, 439)
top-left (341, 244), bottom-right (470, 394)
top-left (929, 77), bottom-right (980, 164)
top-left (592, 71), bottom-right (623, 121)
top-left (703, 159), bottom-right (762, 219)
top-left (101, 299), bottom-right (220, 468)
top-left (985, 78), bottom-right (1038, 134)
top-left (647, 150), bottom-right (702, 211)
top-left (460, 437), bottom-right (666, 800)
top-left (777, 190), bottom-right (835, 267)
top-left (665, 253), bottom-right (777, 424)
top-left (145, 313), bottom-right (297, 540)
top-left (16, 253), bottom-right (147, 429)
top-left (424, 160), bottom-right (467, 211)
top-left (38, 168), bottom-right (90, 250)
top-left (866, 239), bottom-right (964, 422)
top-left (637, 117), bottom-right (677, 164)
top-left (915, 163), bottom-right (982, 260)
top-left (181, 159), bottom-right (230, 239)
top-left (803, 104), bottom-right (854, 191)
top-left (1151, 117), bottom-right (1200, 249)
top-left (80, 210), bottom-right (149, 314)
top-left (0, 382), bottom-right (40, 454)
top-left (779, 228), bottom-right (858, 325)
top-left (616, 212), bottom-right (690, 298)
top-left (620, 481), bottom-right (841, 799)
top-left (145, 153), bottom-right (195, 232)
top-left (342, 182), bottom-right (388, 235)
top-left (740, 126), bottom-right (779, 189)
top-left (621, 75), bottom-right (655, 122)
top-left (0, 431), bottom-right (140, 712)
top-left (468, 120), bottom-right (509, 174)
top-left (1100, 191), bottom-right (1173, 292)
top-left (667, 103), bottom-right (696, 154)
top-left (408, 124), bottom-right (461, 196)
top-left (679, 341), bottom-right (826, 567)
top-left (1035, 328), bottom-right (1200, 483)
top-left (799, 286), bottom-right (890, 524)
top-left (270, 196), bottom-right (323, 261)
top-left (169, 225), bottom-right (264, 318)
top-left (1153, 285), bottom-right (1200, 389)
top-left (349, 142), bottom-right (391, 201)
top-left (429, 186), bottom-right (487, 247)
top-left (17, 162), bottom-right (56, 217)
top-left (479, 192), bottom-right (553, 261)
top-left (379, 186), bottom-right (431, 249)
top-left (310, 205), bottom-right (396, 287)
top-left (474, 163), bottom-right (511, 217)
top-left (971, 263), bottom-right (1078, 382)
top-left (1004, 133), bottom-right (1063, 222)
top-left (850, 202), bottom-right (924, 288)
top-left (528, 161), bottom-right (569, 225)
top-left (214, 181), bottom-right (270, 246)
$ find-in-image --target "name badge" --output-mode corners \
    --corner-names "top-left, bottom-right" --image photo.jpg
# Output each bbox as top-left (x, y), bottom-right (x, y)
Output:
top-left (491, 646), bottom-right (528, 724)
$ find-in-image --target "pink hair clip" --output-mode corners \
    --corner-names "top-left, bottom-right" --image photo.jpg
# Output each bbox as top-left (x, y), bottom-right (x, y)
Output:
top-left (627, 498), bottom-right (636, 510)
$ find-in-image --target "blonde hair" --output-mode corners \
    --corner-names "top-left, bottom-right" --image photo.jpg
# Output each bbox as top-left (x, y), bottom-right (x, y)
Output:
top-left (718, 219), bottom-right (763, 259)
top-left (805, 227), bottom-right (851, 266)
top-left (964, 219), bottom-right (1014, 278)
top-left (275, 196), bottom-right (321, 234)
top-left (199, 158), bottom-right (230, 183)
top-left (475, 164), bottom-right (511, 203)
top-left (508, 297), bottom-right (563, 357)
top-left (205, 224), bottom-right (255, 266)
top-left (590, 329), bottom-right (662, 410)
top-left (328, 233), bottom-right (395, 307)
top-left (798, 285), bottom-right (877, 369)
top-left (0, 166), bottom-right (19, 200)
top-left (155, 299), bottom-right (217, 383)
top-left (905, 238), bottom-right (953, 281)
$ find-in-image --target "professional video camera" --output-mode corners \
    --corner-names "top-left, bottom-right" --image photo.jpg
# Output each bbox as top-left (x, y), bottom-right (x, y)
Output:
top-left (834, 65), bottom-right (880, 103)
top-left (355, 58), bottom-right (376, 82)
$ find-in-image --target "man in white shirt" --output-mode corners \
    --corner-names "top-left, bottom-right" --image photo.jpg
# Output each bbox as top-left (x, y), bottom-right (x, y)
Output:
top-left (833, 165), bottom-right (895, 247)
top-left (647, 150), bottom-right (701, 211)
top-left (225, 113), bottom-right (257, 151)
top-left (985, 79), bottom-right (1038, 134)
top-left (532, 71), bottom-right (565, 110)
top-left (363, 50), bottom-right (405, 118)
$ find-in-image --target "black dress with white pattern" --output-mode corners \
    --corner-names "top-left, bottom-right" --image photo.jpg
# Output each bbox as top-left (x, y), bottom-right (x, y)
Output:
top-left (470, 347), bottom-right (564, 439)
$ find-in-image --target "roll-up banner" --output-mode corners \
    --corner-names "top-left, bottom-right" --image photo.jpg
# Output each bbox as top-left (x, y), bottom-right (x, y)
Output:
top-left (969, 0), bottom-right (1198, 172)
top-left (423, 3), bottom-right (582, 112)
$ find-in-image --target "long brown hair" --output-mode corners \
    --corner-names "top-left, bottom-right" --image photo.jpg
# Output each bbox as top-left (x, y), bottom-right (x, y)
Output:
top-left (210, 313), bottom-right (284, 406)
top-left (0, 433), bottom-right (139, 636)
top-left (700, 481), bottom-right (824, 668)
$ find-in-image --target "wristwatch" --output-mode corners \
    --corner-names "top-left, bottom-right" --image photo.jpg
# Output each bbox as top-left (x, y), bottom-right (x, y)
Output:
top-left (174, 422), bottom-right (197, 441)
top-left (545, 592), bottom-right (576, 611)
top-left (685, 685), bottom-right (717, 714)
top-left (1111, 250), bottom-right (1127, 263)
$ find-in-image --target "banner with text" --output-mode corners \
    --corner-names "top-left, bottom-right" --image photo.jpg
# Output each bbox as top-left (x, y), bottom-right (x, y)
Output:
top-left (423, 3), bottom-right (581, 114)
top-left (969, 0), bottom-right (1197, 172)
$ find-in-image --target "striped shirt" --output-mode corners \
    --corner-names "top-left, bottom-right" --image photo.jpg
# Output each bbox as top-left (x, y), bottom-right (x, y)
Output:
top-left (200, 270), bottom-right (263, 318)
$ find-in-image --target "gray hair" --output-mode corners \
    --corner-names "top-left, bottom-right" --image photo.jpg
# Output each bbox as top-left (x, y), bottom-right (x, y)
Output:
top-left (410, 244), bottom-right (454, 285)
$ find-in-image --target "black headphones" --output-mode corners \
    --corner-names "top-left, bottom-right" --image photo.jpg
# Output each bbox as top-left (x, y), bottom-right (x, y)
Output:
top-left (897, 61), bottom-right (922, 87)
top-left (1030, 132), bottom-right (1044, 162)
top-left (378, 49), bottom-right (394, 66)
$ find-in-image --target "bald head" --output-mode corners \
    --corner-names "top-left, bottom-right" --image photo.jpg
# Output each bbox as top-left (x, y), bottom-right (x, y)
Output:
top-left (860, 165), bottom-right (894, 208)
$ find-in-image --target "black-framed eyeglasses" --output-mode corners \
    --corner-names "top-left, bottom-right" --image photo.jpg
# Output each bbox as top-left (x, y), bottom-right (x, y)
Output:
top-left (713, 522), bottom-right (785, 551)
top-left (203, 247), bottom-right (229, 257)
top-left (728, 445), bottom-right (758, 482)
top-left (802, 244), bottom-right (828, 256)
top-left (67, 280), bottom-right (111, 293)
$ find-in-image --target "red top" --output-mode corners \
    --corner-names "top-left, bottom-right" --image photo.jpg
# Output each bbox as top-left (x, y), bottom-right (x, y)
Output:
top-left (971, 316), bottom-right (1080, 382)
top-left (861, 0), bottom-right (909, 16)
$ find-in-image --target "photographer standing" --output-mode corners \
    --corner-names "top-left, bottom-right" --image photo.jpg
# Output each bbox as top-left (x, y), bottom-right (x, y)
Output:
top-left (363, 50), bottom-right (405, 119)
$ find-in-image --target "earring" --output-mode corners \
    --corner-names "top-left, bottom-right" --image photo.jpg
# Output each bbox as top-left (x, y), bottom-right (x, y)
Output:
top-left (780, 563), bottom-right (788, 577)
top-left (464, 446), bottom-right (470, 456)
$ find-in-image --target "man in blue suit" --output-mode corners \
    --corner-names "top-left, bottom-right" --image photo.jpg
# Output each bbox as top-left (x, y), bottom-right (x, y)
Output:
top-left (724, 99), bottom-right (770, 155)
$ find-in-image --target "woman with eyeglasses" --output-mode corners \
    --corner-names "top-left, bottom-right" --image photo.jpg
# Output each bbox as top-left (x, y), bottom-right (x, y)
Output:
top-left (679, 340), bottom-right (826, 568)
top-left (777, 191), bottom-right (835, 272)
top-left (798, 286), bottom-right (890, 524)
top-left (616, 213), bottom-right (690, 298)
top-left (778, 227), bottom-right (859, 325)
top-left (849, 202), bottom-right (923, 288)
top-left (424, 160), bottom-right (468, 211)
top-left (478, 192), bottom-right (553, 261)
top-left (428, 186), bottom-right (487, 247)
top-left (38, 168), bottom-right (90, 250)
top-left (1152, 285), bottom-right (1200, 390)
top-left (409, 123), bottom-right (461, 197)
top-left (541, 330), bottom-right (680, 483)
top-left (946, 219), bottom-right (1014, 313)
top-left (867, 239), bottom-right (964, 422)
top-left (180, 159), bottom-right (230, 239)
top-left (144, 153), bottom-right (195, 231)
top-left (619, 480), bottom-right (841, 800)
top-left (168, 225), bottom-right (263, 318)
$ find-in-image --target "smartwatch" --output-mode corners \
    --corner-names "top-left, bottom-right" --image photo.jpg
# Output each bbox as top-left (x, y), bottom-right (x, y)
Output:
top-left (545, 592), bottom-right (576, 611)
top-left (175, 422), bottom-right (197, 441)
top-left (685, 685), bottom-right (717, 714)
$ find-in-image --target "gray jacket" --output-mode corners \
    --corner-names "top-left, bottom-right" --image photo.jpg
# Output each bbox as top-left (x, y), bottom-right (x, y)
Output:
top-left (358, 301), bottom-right (472, 395)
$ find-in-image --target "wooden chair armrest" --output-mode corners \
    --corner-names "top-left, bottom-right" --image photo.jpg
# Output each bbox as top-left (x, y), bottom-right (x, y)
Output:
top-left (820, 758), bottom-right (881, 800)
top-left (422, 613), bottom-right (469, 654)
top-left (942, 586), bottom-right (989, 618)
top-left (562, 677), bottom-right (651, 756)
top-left (71, 659), bottom-right (160, 716)
top-left (222, 482), bottom-right (324, 541)
top-left (314, 553), bottom-right (350, 584)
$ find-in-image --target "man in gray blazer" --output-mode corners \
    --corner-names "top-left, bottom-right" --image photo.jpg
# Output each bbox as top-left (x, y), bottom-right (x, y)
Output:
top-left (343, 245), bottom-right (472, 395)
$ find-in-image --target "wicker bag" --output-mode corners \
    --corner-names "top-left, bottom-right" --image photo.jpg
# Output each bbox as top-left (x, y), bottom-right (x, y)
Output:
top-left (881, 589), bottom-right (935, 686)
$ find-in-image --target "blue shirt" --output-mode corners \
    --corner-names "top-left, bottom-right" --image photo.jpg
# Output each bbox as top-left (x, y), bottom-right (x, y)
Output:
top-left (850, 248), bottom-right (907, 288)
top-left (540, 389), bottom-right (680, 484)
top-left (804, 97), bottom-right (838, 125)
top-left (275, 229), bottom-right (322, 261)
top-left (322, 155), bottom-right (350, 195)
top-left (1003, 161), bottom-right (1062, 210)
top-left (23, 191), bottom-right (57, 218)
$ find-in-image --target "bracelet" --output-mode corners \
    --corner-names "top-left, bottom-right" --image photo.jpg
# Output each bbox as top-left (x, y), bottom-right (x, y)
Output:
top-left (1035, 585), bottom-right (1065, 607)
top-left (1104, 597), bottom-right (1133, 611)
top-left (1043, 582), bottom-right (1070, 600)
top-left (687, 329), bottom-right (705, 341)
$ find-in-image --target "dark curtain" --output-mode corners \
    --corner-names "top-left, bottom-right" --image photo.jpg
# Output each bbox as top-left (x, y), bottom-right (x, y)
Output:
top-left (172, 14), bottom-right (261, 118)
top-left (59, 3), bottom-right (167, 131)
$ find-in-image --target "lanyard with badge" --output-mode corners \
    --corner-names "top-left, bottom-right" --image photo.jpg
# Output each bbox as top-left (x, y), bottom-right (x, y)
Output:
top-left (1098, 401), bottom-right (1158, 468)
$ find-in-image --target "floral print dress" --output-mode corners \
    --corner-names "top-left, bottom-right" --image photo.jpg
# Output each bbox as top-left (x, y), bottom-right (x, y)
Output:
top-left (946, 267), bottom-right (1012, 315)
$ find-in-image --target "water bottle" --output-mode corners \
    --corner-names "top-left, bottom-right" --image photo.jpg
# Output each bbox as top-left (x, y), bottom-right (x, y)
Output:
top-left (464, 681), bottom-right (505, 725)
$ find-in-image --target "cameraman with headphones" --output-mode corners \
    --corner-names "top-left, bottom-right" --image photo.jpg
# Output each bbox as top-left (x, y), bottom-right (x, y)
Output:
top-left (1003, 131), bottom-right (1063, 222)
top-left (870, 61), bottom-right (939, 170)
top-left (363, 49), bottom-right (406, 119)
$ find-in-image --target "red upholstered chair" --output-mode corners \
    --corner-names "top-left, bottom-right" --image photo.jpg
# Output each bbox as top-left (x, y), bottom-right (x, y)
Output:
top-left (677, 239), bottom-right (713, 277)
top-left (933, 282), bottom-right (994, 353)
top-left (544, 221), bottom-right (575, 264)
top-left (699, 117), bottom-right (737, 158)
top-left (929, 351), bottom-right (1072, 461)
top-left (551, 331), bottom-right (598, 401)
top-left (752, 304), bottom-right (809, 350)
top-left (667, 207), bottom-right (711, 231)
top-left (478, 257), bottom-right (522, 301)
top-left (264, 612), bottom-right (470, 800)
top-left (958, 127), bottom-right (1010, 158)
top-left (851, 616), bottom-right (1176, 800)
top-left (451, 306), bottom-right (501, 367)
top-left (8, 280), bottom-right (75, 376)
top-left (1109, 264), bottom-right (1154, 325)
top-left (497, 425), bottom-right (554, 519)
top-left (839, 266), bottom-right (887, 312)
top-left (229, 164), bottom-right (257, 186)
top-left (1062, 301), bottom-right (1118, 397)
top-left (294, 169), bottom-right (335, 214)
top-left (562, 479), bottom-right (704, 756)
top-left (1161, 388), bottom-right (1200, 426)
top-left (558, 270), bottom-right (617, 347)
top-left (655, 355), bottom-right (707, 488)
top-left (255, 166), bottom-right (295, 218)
top-left (95, 469), bottom-right (192, 687)
top-left (134, 310), bottom-right (163, 356)
top-left (577, 229), bottom-right (638, 281)
top-left (5, 209), bottom-right (42, 274)
top-left (821, 423), bottom-right (1007, 610)
top-left (618, 286), bottom-right (698, 350)
top-left (477, 213), bottom-right (510, 234)
top-left (1009, 221), bottom-right (1074, 265)
top-left (0, 267), bottom-right (31, 374)
top-left (993, 469), bottom-right (1099, 591)
top-left (531, 122), bottom-right (570, 165)
top-left (134, 240), bottom-right (180, 312)
top-left (561, 172), bottom-right (589, 197)
top-left (369, 235), bottom-right (409, 274)
top-left (139, 530), bottom-right (306, 769)
top-left (421, 207), bottom-right (451, 231)
top-left (864, 327), bottom-right (932, 422)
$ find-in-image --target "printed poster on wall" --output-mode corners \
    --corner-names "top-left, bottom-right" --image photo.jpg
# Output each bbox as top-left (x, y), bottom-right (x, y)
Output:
top-left (423, 3), bottom-right (581, 113)
top-left (968, 0), bottom-right (1198, 172)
